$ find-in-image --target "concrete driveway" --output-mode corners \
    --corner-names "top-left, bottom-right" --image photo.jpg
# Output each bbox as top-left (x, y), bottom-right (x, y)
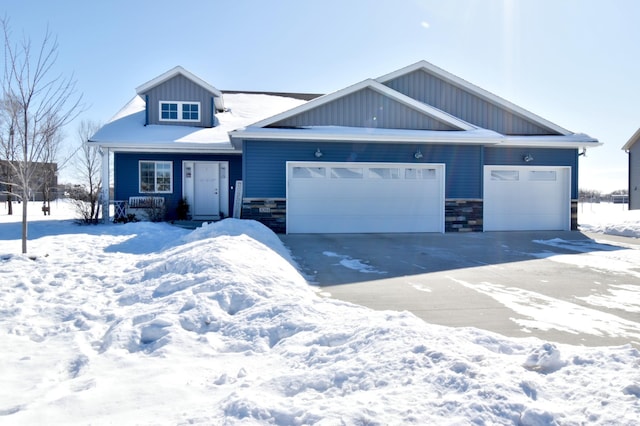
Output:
top-left (279, 231), bottom-right (640, 348)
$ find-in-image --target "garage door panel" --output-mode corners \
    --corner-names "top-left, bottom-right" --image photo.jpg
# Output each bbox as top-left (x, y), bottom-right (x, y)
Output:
top-left (484, 166), bottom-right (570, 231)
top-left (287, 162), bottom-right (445, 234)
top-left (288, 213), bottom-right (442, 233)
top-left (289, 195), bottom-right (440, 216)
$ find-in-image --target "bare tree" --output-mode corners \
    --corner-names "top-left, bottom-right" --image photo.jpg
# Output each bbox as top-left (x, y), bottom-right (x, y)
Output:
top-left (0, 94), bottom-right (20, 215)
top-left (69, 120), bottom-right (101, 223)
top-left (1, 17), bottom-right (82, 253)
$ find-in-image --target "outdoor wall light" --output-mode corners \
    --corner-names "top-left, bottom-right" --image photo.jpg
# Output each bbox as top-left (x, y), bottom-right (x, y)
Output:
top-left (314, 148), bottom-right (323, 158)
top-left (523, 154), bottom-right (534, 163)
top-left (414, 148), bottom-right (423, 159)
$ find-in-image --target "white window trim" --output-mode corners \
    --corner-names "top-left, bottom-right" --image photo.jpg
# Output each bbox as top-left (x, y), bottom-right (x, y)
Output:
top-left (159, 101), bottom-right (201, 122)
top-left (139, 160), bottom-right (173, 194)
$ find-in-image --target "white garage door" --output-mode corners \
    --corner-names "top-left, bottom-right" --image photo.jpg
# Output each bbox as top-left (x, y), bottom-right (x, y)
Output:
top-left (287, 162), bottom-right (445, 233)
top-left (483, 166), bottom-right (571, 231)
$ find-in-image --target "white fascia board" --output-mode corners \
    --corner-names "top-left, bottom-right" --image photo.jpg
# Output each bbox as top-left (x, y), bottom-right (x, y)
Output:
top-left (622, 127), bottom-right (640, 151)
top-left (500, 134), bottom-right (602, 149)
top-left (87, 140), bottom-right (239, 154)
top-left (377, 60), bottom-right (573, 136)
top-left (231, 127), bottom-right (502, 145)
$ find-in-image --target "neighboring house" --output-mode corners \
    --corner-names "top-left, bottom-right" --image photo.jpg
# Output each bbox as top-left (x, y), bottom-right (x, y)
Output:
top-left (90, 61), bottom-right (600, 233)
top-left (88, 66), bottom-right (313, 221)
top-left (0, 160), bottom-right (58, 202)
top-left (622, 129), bottom-right (640, 210)
top-left (230, 60), bottom-right (600, 233)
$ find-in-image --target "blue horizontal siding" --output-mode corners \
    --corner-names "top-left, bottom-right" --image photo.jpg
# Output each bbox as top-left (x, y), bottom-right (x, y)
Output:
top-left (243, 140), bottom-right (482, 199)
top-left (114, 152), bottom-right (241, 219)
top-left (484, 147), bottom-right (579, 198)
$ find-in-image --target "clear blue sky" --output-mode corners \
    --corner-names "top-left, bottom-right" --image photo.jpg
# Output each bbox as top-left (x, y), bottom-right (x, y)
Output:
top-left (4, 0), bottom-right (639, 192)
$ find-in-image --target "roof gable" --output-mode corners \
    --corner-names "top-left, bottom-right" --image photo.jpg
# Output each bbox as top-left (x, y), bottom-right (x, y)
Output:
top-left (136, 66), bottom-right (222, 96)
top-left (251, 79), bottom-right (475, 131)
top-left (136, 66), bottom-right (224, 111)
top-left (377, 60), bottom-right (570, 136)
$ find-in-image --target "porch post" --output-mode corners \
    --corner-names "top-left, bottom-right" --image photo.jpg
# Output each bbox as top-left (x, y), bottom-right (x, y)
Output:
top-left (101, 147), bottom-right (111, 223)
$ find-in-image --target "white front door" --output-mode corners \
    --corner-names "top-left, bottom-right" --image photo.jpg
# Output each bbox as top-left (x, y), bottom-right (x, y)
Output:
top-left (483, 165), bottom-right (571, 231)
top-left (286, 161), bottom-right (445, 234)
top-left (183, 161), bottom-right (229, 220)
top-left (193, 162), bottom-right (220, 218)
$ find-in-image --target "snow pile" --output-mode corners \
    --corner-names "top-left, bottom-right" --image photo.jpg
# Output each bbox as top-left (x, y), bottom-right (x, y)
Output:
top-left (0, 202), bottom-right (639, 424)
top-left (579, 202), bottom-right (640, 238)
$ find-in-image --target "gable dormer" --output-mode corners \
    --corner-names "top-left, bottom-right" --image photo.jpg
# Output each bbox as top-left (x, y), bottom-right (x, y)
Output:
top-left (135, 66), bottom-right (224, 128)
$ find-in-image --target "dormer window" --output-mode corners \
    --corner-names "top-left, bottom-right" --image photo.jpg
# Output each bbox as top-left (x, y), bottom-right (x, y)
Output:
top-left (159, 101), bottom-right (200, 122)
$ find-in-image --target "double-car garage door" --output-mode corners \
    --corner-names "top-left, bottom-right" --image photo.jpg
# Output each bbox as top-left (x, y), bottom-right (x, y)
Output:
top-left (286, 162), bottom-right (570, 234)
top-left (287, 162), bottom-right (445, 233)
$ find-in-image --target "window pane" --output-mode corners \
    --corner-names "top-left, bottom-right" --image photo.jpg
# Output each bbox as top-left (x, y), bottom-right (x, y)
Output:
top-left (491, 170), bottom-right (519, 181)
top-left (161, 103), bottom-right (178, 120)
top-left (292, 166), bottom-right (326, 178)
top-left (420, 168), bottom-right (436, 179)
top-left (182, 103), bottom-right (199, 120)
top-left (156, 162), bottom-right (172, 192)
top-left (405, 168), bottom-right (436, 179)
top-left (369, 167), bottom-right (400, 179)
top-left (140, 162), bottom-right (155, 192)
top-left (140, 161), bottom-right (172, 193)
top-left (530, 170), bottom-right (556, 181)
top-left (331, 167), bottom-right (363, 179)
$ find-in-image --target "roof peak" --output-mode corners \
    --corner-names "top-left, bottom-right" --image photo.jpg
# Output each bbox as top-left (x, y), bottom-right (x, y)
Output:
top-left (135, 66), bottom-right (223, 98)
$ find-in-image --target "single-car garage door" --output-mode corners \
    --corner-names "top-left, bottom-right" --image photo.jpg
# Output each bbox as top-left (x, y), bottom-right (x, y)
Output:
top-left (483, 165), bottom-right (571, 231)
top-left (287, 162), bottom-right (445, 233)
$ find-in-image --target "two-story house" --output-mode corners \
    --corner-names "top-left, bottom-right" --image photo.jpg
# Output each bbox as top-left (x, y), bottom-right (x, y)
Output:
top-left (90, 62), bottom-right (600, 232)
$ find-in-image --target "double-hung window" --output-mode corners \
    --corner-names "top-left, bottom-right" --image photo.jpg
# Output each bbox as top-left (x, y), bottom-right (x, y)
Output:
top-left (159, 101), bottom-right (200, 122)
top-left (139, 161), bottom-right (173, 193)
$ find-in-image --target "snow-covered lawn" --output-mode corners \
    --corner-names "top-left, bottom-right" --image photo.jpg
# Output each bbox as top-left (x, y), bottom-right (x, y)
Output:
top-left (0, 201), bottom-right (639, 424)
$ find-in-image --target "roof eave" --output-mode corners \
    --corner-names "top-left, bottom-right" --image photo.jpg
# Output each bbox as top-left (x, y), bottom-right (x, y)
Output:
top-left (87, 140), bottom-right (240, 154)
top-left (230, 128), bottom-right (502, 145)
top-left (622, 127), bottom-right (640, 151)
top-left (500, 135), bottom-right (602, 149)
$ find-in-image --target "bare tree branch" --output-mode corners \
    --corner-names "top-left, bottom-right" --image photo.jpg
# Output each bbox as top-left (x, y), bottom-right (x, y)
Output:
top-left (1, 17), bottom-right (84, 253)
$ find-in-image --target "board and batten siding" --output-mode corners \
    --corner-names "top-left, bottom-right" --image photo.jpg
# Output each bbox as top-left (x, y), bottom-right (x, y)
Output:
top-left (242, 140), bottom-right (482, 199)
top-left (269, 88), bottom-right (459, 131)
top-left (483, 147), bottom-right (579, 199)
top-left (383, 70), bottom-right (560, 136)
top-left (142, 74), bottom-right (218, 127)
top-left (114, 152), bottom-right (242, 219)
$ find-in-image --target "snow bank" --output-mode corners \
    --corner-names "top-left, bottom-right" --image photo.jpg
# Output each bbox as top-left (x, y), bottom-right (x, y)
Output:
top-left (0, 202), bottom-right (638, 424)
top-left (579, 202), bottom-right (640, 238)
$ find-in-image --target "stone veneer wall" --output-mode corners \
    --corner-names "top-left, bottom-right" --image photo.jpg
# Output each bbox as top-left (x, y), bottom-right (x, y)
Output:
top-left (242, 198), bottom-right (577, 234)
top-left (445, 199), bottom-right (483, 232)
top-left (571, 200), bottom-right (578, 231)
top-left (241, 198), bottom-right (287, 233)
